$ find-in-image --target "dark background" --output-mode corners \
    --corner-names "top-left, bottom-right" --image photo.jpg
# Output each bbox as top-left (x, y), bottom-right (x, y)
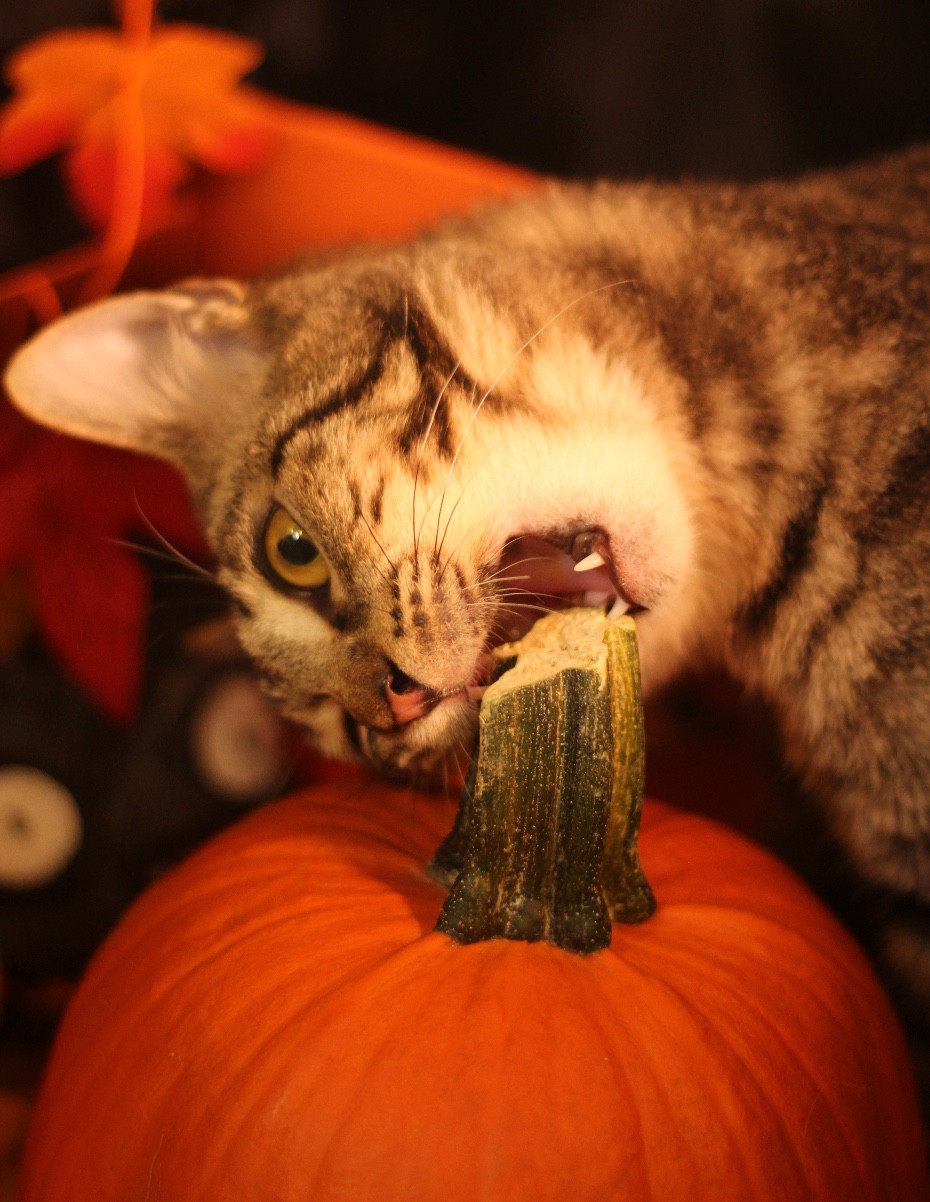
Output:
top-left (2, 0), bottom-right (930, 272)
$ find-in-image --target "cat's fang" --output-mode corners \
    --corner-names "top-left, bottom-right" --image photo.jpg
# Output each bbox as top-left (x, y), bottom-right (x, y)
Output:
top-left (574, 550), bottom-right (607, 573)
top-left (606, 597), bottom-right (631, 618)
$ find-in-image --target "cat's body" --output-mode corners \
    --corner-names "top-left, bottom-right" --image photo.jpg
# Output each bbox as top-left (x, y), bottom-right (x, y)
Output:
top-left (6, 145), bottom-right (930, 1024)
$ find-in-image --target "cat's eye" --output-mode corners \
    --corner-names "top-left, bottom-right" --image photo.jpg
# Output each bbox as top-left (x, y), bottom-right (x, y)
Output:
top-left (263, 506), bottom-right (331, 590)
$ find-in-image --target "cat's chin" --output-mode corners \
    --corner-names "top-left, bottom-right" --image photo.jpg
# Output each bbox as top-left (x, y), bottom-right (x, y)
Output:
top-left (348, 692), bottom-right (478, 785)
top-left (357, 718), bottom-right (476, 787)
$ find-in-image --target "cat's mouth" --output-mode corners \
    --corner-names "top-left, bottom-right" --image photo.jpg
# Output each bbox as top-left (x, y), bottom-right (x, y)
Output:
top-left (469, 526), bottom-right (642, 698)
top-left (343, 526), bottom-right (641, 765)
top-left (495, 528), bottom-right (639, 628)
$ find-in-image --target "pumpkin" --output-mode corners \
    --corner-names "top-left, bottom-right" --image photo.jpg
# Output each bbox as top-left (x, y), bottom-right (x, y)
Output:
top-left (19, 778), bottom-right (928, 1202)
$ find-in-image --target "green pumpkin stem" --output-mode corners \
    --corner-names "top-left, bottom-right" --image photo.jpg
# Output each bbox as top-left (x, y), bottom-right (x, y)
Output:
top-left (432, 610), bottom-right (655, 953)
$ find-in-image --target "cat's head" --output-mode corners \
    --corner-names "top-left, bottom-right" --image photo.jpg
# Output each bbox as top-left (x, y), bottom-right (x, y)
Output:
top-left (4, 239), bottom-right (697, 778)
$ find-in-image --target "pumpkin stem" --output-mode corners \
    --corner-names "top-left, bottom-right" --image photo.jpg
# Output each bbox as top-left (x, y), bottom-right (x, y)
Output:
top-left (432, 609), bottom-right (655, 953)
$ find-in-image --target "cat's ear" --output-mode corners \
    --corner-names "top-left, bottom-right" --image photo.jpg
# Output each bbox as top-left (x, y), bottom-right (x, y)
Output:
top-left (3, 281), bottom-right (268, 464)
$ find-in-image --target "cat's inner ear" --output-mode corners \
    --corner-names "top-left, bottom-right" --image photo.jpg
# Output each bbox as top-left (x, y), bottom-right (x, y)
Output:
top-left (3, 281), bottom-right (268, 462)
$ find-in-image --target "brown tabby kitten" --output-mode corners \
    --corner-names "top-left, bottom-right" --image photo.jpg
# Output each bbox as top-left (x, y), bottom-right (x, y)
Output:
top-left (5, 145), bottom-right (930, 1034)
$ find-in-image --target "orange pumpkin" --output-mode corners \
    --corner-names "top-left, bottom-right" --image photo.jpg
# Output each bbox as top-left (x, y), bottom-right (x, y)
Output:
top-left (19, 780), bottom-right (929, 1202)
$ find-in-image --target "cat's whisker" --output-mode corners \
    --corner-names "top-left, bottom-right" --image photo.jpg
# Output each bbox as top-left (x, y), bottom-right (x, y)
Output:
top-left (432, 456), bottom-right (477, 564)
top-left (357, 507), bottom-right (398, 578)
top-left (412, 361), bottom-right (460, 562)
top-left (145, 596), bottom-right (233, 618)
top-left (432, 378), bottom-right (475, 562)
top-left (489, 591), bottom-right (567, 606)
top-left (141, 602), bottom-right (242, 657)
top-left (449, 736), bottom-right (474, 794)
top-left (491, 600), bottom-right (563, 614)
top-left (414, 486), bottom-right (444, 558)
top-left (141, 575), bottom-right (226, 595)
top-left (129, 493), bottom-right (215, 578)
top-left (439, 755), bottom-right (453, 803)
top-left (471, 578), bottom-right (569, 600)
top-left (107, 537), bottom-right (218, 584)
top-left (421, 471), bottom-right (481, 581)
top-left (365, 559), bottom-right (395, 590)
top-left (434, 475), bottom-right (474, 573)
top-left (461, 553), bottom-right (565, 589)
top-left (416, 460), bottom-right (474, 576)
top-left (452, 585), bottom-right (561, 615)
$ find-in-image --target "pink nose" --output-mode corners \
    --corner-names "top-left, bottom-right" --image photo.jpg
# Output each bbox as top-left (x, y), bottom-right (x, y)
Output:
top-left (385, 667), bottom-right (439, 726)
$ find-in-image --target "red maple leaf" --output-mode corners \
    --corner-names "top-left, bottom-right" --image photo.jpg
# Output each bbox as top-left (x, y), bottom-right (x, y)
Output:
top-left (0, 399), bottom-right (207, 720)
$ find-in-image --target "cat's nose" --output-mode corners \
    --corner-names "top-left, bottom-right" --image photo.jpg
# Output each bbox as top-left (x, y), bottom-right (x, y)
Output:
top-left (384, 663), bottom-right (440, 726)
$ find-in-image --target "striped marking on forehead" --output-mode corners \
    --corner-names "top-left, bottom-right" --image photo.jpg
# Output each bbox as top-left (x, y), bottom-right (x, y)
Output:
top-left (269, 298), bottom-right (472, 475)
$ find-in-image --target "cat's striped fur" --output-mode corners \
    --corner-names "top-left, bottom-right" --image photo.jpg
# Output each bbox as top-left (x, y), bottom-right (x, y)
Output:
top-left (6, 145), bottom-right (930, 1047)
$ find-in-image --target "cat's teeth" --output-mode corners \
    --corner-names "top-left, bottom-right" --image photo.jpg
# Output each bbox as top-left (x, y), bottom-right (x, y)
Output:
top-left (606, 597), bottom-right (630, 618)
top-left (573, 550), bottom-right (607, 573)
top-left (583, 590), bottom-right (614, 608)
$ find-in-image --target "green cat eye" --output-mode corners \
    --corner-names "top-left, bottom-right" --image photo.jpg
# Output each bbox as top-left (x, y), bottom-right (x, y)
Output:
top-left (263, 506), bottom-right (331, 590)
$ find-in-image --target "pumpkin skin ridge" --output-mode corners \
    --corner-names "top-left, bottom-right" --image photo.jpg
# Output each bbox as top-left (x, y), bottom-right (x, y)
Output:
top-left (201, 937), bottom-right (845, 1202)
top-left (280, 777), bottom-right (455, 861)
top-left (579, 940), bottom-right (816, 1199)
top-left (602, 806), bottom-right (927, 1201)
top-left (100, 932), bottom-right (470, 1199)
top-left (158, 901), bottom-right (455, 1046)
top-left (537, 952), bottom-right (692, 1197)
top-left (629, 900), bottom-right (874, 1011)
top-left (300, 940), bottom-right (528, 1200)
top-left (186, 938), bottom-right (623, 1201)
top-left (457, 947), bottom-right (649, 1201)
top-left (634, 805), bottom-right (841, 926)
top-left (187, 936), bottom-right (461, 1199)
top-left (135, 791), bottom-right (462, 1195)
top-left (602, 907), bottom-right (911, 1198)
top-left (192, 774), bottom-right (451, 867)
top-left (366, 941), bottom-right (653, 1202)
top-left (70, 872), bottom-right (446, 1053)
top-left (613, 946), bottom-right (858, 1199)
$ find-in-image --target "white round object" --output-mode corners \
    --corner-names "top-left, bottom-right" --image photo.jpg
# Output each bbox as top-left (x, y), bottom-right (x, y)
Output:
top-left (0, 766), bottom-right (83, 889)
top-left (191, 674), bottom-right (288, 803)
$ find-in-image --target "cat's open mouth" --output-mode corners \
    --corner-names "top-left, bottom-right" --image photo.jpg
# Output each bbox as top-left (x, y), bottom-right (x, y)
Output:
top-left (495, 527), bottom-right (640, 630)
top-left (468, 526), bottom-right (641, 700)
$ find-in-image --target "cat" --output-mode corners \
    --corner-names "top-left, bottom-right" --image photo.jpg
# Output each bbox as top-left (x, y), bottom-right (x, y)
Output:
top-left (5, 144), bottom-right (930, 1042)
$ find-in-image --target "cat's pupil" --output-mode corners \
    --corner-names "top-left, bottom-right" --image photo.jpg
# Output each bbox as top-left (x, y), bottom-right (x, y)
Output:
top-left (278, 533), bottom-right (317, 566)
